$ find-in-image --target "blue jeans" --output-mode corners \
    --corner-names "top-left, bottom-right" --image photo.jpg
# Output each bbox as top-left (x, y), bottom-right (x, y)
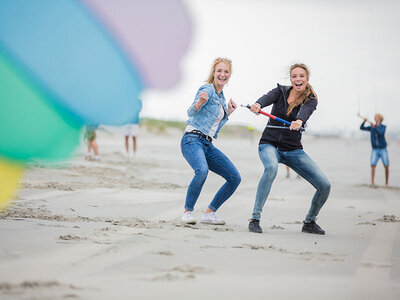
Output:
top-left (370, 148), bottom-right (389, 166)
top-left (181, 133), bottom-right (241, 212)
top-left (251, 143), bottom-right (331, 222)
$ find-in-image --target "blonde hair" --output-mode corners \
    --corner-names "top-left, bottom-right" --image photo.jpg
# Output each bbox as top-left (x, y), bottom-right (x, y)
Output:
top-left (376, 113), bottom-right (384, 122)
top-left (206, 57), bottom-right (232, 84)
top-left (287, 63), bottom-right (318, 116)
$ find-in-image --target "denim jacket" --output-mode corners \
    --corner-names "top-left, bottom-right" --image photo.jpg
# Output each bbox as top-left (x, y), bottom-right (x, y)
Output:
top-left (186, 84), bottom-right (228, 138)
top-left (360, 121), bottom-right (387, 149)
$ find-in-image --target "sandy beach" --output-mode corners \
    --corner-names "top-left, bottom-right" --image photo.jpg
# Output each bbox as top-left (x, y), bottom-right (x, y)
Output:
top-left (1, 126), bottom-right (399, 300)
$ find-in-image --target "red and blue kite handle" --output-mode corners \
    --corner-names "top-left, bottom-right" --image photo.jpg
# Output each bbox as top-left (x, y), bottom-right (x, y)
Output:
top-left (242, 104), bottom-right (305, 132)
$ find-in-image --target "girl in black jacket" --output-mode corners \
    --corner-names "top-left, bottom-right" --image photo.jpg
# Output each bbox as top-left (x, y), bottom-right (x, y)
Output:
top-left (248, 63), bottom-right (331, 235)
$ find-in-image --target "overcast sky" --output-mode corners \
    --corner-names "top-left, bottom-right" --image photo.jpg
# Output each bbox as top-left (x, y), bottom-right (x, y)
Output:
top-left (141, 0), bottom-right (400, 136)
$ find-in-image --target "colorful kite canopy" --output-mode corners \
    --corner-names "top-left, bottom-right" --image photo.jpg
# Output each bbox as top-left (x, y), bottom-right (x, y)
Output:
top-left (0, 0), bottom-right (191, 209)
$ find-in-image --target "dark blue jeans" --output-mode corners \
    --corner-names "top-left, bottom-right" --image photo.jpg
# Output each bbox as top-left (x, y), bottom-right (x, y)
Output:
top-left (181, 133), bottom-right (241, 212)
top-left (251, 143), bottom-right (331, 222)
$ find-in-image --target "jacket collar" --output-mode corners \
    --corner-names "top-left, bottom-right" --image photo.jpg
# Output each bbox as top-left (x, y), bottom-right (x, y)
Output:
top-left (277, 84), bottom-right (292, 109)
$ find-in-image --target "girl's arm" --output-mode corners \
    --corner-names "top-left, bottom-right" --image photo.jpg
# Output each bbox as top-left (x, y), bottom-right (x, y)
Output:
top-left (296, 97), bottom-right (317, 124)
top-left (256, 86), bottom-right (281, 108)
top-left (187, 85), bottom-right (213, 117)
top-left (250, 86), bottom-right (280, 113)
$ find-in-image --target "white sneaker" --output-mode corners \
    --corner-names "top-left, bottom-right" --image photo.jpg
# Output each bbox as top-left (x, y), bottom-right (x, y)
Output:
top-left (181, 211), bottom-right (196, 224)
top-left (201, 212), bottom-right (225, 225)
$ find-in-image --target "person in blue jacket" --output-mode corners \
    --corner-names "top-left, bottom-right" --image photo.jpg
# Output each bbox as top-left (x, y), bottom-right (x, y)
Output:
top-left (360, 114), bottom-right (389, 187)
top-left (248, 63), bottom-right (331, 235)
top-left (180, 57), bottom-right (241, 225)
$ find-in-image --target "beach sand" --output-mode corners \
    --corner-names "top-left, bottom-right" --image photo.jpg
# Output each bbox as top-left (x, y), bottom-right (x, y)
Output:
top-left (1, 127), bottom-right (399, 300)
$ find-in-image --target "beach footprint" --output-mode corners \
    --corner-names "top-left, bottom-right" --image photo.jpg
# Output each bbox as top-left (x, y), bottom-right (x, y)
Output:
top-left (149, 265), bottom-right (214, 281)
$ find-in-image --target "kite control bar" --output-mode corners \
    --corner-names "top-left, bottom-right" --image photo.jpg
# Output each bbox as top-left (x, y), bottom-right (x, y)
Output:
top-left (241, 104), bottom-right (305, 132)
top-left (357, 112), bottom-right (373, 125)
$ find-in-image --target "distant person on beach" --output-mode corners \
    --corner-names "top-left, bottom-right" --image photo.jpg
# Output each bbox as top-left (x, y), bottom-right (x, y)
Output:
top-left (248, 63), bottom-right (331, 235)
top-left (180, 57), bottom-right (241, 225)
top-left (123, 99), bottom-right (142, 159)
top-left (123, 123), bottom-right (139, 158)
top-left (360, 114), bottom-right (389, 187)
top-left (84, 125), bottom-right (100, 161)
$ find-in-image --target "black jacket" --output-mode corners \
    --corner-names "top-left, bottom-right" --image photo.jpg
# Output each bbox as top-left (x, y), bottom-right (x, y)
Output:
top-left (256, 84), bottom-right (317, 151)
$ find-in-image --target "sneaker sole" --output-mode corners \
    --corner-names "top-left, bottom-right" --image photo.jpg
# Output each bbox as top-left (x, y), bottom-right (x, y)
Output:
top-left (301, 229), bottom-right (325, 235)
top-left (200, 220), bottom-right (226, 225)
top-left (249, 229), bottom-right (263, 233)
top-left (181, 220), bottom-right (197, 225)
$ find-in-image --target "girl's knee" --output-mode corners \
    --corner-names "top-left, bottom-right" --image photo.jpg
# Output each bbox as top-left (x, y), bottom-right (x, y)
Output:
top-left (263, 165), bottom-right (278, 180)
top-left (319, 180), bottom-right (331, 193)
top-left (195, 167), bottom-right (208, 181)
top-left (232, 173), bottom-right (241, 187)
top-left (227, 170), bottom-right (241, 187)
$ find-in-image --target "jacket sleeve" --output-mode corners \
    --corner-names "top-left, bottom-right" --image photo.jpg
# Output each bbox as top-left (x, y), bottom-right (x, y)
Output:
top-left (360, 121), bottom-right (371, 131)
top-left (187, 85), bottom-right (213, 117)
top-left (255, 86), bottom-right (281, 108)
top-left (296, 97), bottom-right (317, 124)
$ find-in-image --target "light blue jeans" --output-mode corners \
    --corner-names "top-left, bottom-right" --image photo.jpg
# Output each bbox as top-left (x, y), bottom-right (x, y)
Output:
top-left (181, 133), bottom-right (241, 212)
top-left (251, 143), bottom-right (331, 222)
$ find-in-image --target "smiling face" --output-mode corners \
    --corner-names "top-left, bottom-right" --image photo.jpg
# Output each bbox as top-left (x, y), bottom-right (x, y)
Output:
top-left (290, 67), bottom-right (308, 93)
top-left (213, 62), bottom-right (231, 90)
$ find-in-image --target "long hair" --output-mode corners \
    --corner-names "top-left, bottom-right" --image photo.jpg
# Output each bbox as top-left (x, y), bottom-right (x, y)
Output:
top-left (206, 57), bottom-right (232, 84)
top-left (287, 63), bottom-right (317, 116)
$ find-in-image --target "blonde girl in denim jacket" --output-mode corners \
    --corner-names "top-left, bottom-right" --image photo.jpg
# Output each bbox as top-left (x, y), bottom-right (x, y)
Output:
top-left (180, 58), bottom-right (241, 225)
